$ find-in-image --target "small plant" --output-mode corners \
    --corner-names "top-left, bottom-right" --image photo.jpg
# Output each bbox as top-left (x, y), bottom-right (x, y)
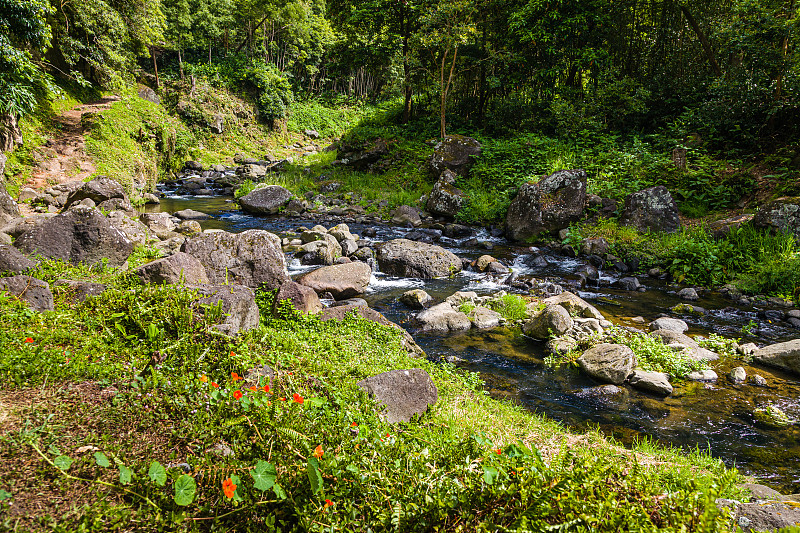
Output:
top-left (740, 319), bottom-right (758, 336)
top-left (458, 302), bottom-right (476, 315)
top-left (487, 294), bottom-right (529, 321)
top-left (234, 179), bottom-right (257, 199)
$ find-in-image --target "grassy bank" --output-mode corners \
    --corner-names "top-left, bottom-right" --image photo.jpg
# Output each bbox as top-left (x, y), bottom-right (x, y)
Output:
top-left (0, 261), bottom-right (746, 531)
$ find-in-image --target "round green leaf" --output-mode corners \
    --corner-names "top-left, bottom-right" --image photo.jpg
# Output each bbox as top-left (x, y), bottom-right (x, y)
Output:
top-left (94, 451), bottom-right (111, 468)
top-left (148, 461), bottom-right (167, 487)
top-left (119, 464), bottom-right (132, 485)
top-left (252, 460), bottom-right (277, 491)
top-left (174, 474), bottom-right (196, 506)
top-left (53, 455), bottom-right (73, 471)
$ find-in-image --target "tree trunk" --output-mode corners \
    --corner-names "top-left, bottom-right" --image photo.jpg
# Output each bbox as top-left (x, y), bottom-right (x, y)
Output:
top-left (178, 48), bottom-right (184, 82)
top-left (208, 43), bottom-right (212, 65)
top-left (0, 114), bottom-right (23, 152)
top-left (151, 47), bottom-right (160, 88)
top-left (774, 0), bottom-right (796, 99)
top-left (439, 45), bottom-right (459, 138)
top-left (680, 5), bottom-right (722, 76)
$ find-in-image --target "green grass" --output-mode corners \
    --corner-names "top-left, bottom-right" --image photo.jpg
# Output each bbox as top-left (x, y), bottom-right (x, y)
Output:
top-left (0, 262), bottom-right (747, 531)
top-left (487, 294), bottom-right (530, 321)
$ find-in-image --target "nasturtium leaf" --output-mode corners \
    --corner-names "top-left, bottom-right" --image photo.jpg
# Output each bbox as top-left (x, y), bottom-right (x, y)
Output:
top-left (307, 457), bottom-right (323, 494)
top-left (482, 465), bottom-right (499, 485)
top-left (252, 460), bottom-right (277, 491)
top-left (273, 483), bottom-right (287, 500)
top-left (173, 474), bottom-right (196, 506)
top-left (94, 451), bottom-right (111, 468)
top-left (230, 474), bottom-right (243, 502)
top-left (54, 455), bottom-right (73, 471)
top-left (148, 461), bottom-right (167, 486)
top-left (119, 465), bottom-right (132, 484)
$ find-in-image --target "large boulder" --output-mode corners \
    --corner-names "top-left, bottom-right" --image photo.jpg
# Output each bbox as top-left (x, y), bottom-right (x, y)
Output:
top-left (300, 233), bottom-right (342, 265)
top-left (273, 280), bottom-right (322, 315)
top-left (108, 211), bottom-right (156, 247)
top-left (63, 177), bottom-right (129, 210)
top-left (296, 262), bottom-right (371, 299)
top-left (391, 205), bottom-right (422, 227)
top-left (181, 230), bottom-right (289, 289)
top-left (578, 344), bottom-right (636, 385)
top-left (542, 291), bottom-right (604, 320)
top-left (753, 197), bottom-right (800, 241)
top-left (1, 177), bottom-right (20, 222)
top-left (357, 369), bottom-right (438, 424)
top-left (649, 317), bottom-right (688, 334)
top-left (618, 186), bottom-right (681, 233)
top-left (426, 170), bottom-right (466, 218)
top-left (753, 339), bottom-right (800, 376)
top-left (14, 205), bottom-right (134, 266)
top-left (377, 239), bottom-right (462, 279)
top-left (139, 212), bottom-right (177, 240)
top-left (0, 244), bottom-right (36, 274)
top-left (0, 275), bottom-right (53, 312)
top-left (504, 170), bottom-right (587, 241)
top-left (320, 304), bottom-right (424, 357)
top-left (414, 302), bottom-right (472, 333)
top-left (133, 252), bottom-right (209, 285)
top-left (428, 135), bottom-right (482, 177)
top-left (400, 289), bottom-right (433, 309)
top-left (239, 185), bottom-right (292, 215)
top-left (187, 284), bottom-right (260, 336)
top-left (628, 369), bottom-right (673, 396)
top-left (522, 304), bottom-right (574, 339)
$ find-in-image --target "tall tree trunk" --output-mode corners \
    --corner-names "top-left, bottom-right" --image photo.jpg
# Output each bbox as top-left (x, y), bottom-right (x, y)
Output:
top-left (439, 45), bottom-right (459, 138)
top-left (680, 5), bottom-right (722, 76)
top-left (151, 47), bottom-right (160, 88)
top-left (402, 9), bottom-right (412, 124)
top-left (178, 48), bottom-right (184, 82)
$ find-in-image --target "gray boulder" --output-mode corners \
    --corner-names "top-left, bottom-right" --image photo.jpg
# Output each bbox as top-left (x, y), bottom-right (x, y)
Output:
top-left (239, 185), bottom-right (292, 215)
top-left (357, 369), bottom-right (438, 424)
top-left (139, 212), bottom-right (177, 240)
top-left (63, 177), bottom-right (129, 210)
top-left (187, 284), bottom-right (260, 336)
top-left (108, 211), bottom-right (155, 247)
top-left (687, 369), bottom-right (718, 381)
top-left (429, 135), bottom-right (482, 177)
top-left (1, 177), bottom-right (20, 221)
top-left (578, 343), bottom-right (636, 385)
top-left (377, 239), bottom-right (462, 279)
top-left (414, 302), bottom-right (472, 333)
top-left (470, 306), bottom-right (502, 329)
top-left (296, 261), bottom-right (371, 299)
top-left (542, 291), bottom-right (604, 320)
top-left (273, 280), bottom-right (322, 315)
top-left (618, 186), bottom-right (681, 233)
top-left (753, 197), bottom-right (800, 241)
top-left (522, 304), bottom-right (574, 339)
top-left (328, 223), bottom-right (357, 243)
top-left (628, 370), bottom-right (673, 395)
top-left (725, 500), bottom-right (800, 532)
top-left (174, 209), bottom-right (209, 221)
top-left (399, 289), bottom-right (433, 309)
top-left (616, 277), bottom-right (641, 291)
top-left (0, 244), bottom-right (36, 274)
top-left (505, 169), bottom-right (587, 241)
top-left (181, 230), bottom-right (289, 289)
top-left (426, 170), bottom-right (466, 218)
top-left (391, 205), bottom-right (422, 227)
top-left (753, 339), bottom-right (800, 376)
top-left (14, 205), bottom-right (134, 266)
top-left (133, 252), bottom-right (209, 285)
top-left (300, 233), bottom-right (342, 265)
top-left (0, 275), bottom-right (53, 311)
top-left (1, 215), bottom-right (53, 239)
top-left (649, 317), bottom-right (689, 334)
top-left (677, 287), bottom-right (699, 301)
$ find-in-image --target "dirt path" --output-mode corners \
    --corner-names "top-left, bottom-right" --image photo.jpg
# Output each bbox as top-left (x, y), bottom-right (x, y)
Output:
top-left (26, 96), bottom-right (119, 190)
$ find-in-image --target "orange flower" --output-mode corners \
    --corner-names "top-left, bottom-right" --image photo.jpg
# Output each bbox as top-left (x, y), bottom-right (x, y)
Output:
top-left (229, 351), bottom-right (236, 357)
top-left (313, 444), bottom-right (323, 459)
top-left (199, 375), bottom-right (208, 383)
top-left (263, 384), bottom-right (270, 393)
top-left (494, 448), bottom-right (502, 455)
top-left (222, 478), bottom-right (237, 499)
top-left (279, 397), bottom-right (286, 402)
top-left (350, 422), bottom-right (358, 427)
top-left (231, 372), bottom-right (242, 381)
top-left (249, 386), bottom-right (258, 392)
top-left (24, 337), bottom-right (33, 343)
top-left (211, 382), bottom-right (219, 389)
top-left (292, 393), bottom-right (304, 404)
top-left (233, 390), bottom-right (243, 400)
top-left (324, 499), bottom-right (333, 509)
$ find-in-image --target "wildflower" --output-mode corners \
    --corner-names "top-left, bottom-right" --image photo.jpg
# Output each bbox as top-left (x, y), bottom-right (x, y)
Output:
top-left (292, 393), bottom-right (304, 404)
top-left (233, 390), bottom-right (243, 400)
top-left (324, 499), bottom-right (333, 510)
top-left (222, 478), bottom-right (237, 499)
top-left (313, 444), bottom-right (324, 459)
top-left (24, 337), bottom-right (33, 343)
top-left (231, 372), bottom-right (242, 381)
top-left (495, 448), bottom-right (502, 455)
top-left (211, 382), bottom-right (219, 389)
top-left (279, 397), bottom-right (286, 401)
top-left (199, 375), bottom-right (208, 383)
top-left (229, 351), bottom-right (236, 357)
top-left (263, 384), bottom-right (270, 393)
top-left (249, 386), bottom-right (258, 392)
top-left (350, 422), bottom-right (358, 427)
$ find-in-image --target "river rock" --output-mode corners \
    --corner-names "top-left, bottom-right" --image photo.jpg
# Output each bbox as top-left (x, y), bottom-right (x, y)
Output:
top-left (273, 280), bottom-right (322, 315)
top-left (726, 500), bottom-right (800, 531)
top-left (618, 186), bottom-right (681, 233)
top-left (578, 343), bottom-right (636, 385)
top-left (377, 239), bottom-right (462, 279)
top-left (522, 304), bottom-right (573, 339)
top-left (628, 369), bottom-right (673, 395)
top-left (98, 197), bottom-right (137, 217)
top-left (297, 262), bottom-right (371, 299)
top-left (0, 244), bottom-right (36, 274)
top-left (729, 366), bottom-right (747, 383)
top-left (186, 284), bottom-right (260, 336)
top-left (320, 304), bottom-right (424, 357)
top-left (63, 176), bottom-right (129, 210)
top-left (414, 302), bottom-right (471, 333)
top-left (542, 291), bottom-right (604, 320)
top-left (174, 209), bottom-right (209, 221)
top-left (329, 223), bottom-right (357, 243)
top-left (391, 205), bottom-right (422, 227)
top-left (399, 289), bottom-right (433, 309)
top-left (470, 306), bottom-right (502, 329)
top-left (133, 252), bottom-right (209, 285)
top-left (426, 169), bottom-right (466, 217)
top-left (677, 287), bottom-right (699, 301)
top-left (300, 233), bottom-right (342, 265)
top-left (0, 275), bottom-right (53, 312)
top-left (475, 255), bottom-right (496, 272)
top-left (239, 185), bottom-right (292, 215)
top-left (753, 197), bottom-right (800, 241)
top-left (753, 339), bottom-right (800, 376)
top-left (14, 205), bottom-right (134, 266)
top-left (750, 374), bottom-right (768, 386)
top-left (181, 229), bottom-right (289, 289)
top-left (357, 369), bottom-right (438, 424)
top-left (753, 404), bottom-right (792, 428)
top-left (616, 277), bottom-right (641, 291)
top-left (0, 178), bottom-right (20, 221)
top-left (428, 135), bottom-right (482, 177)
top-left (687, 369), bottom-right (718, 381)
top-left (139, 212), bottom-right (177, 240)
top-left (649, 317), bottom-right (688, 334)
top-left (504, 169), bottom-right (587, 241)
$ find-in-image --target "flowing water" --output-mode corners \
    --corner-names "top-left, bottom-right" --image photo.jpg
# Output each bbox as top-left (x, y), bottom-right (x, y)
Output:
top-left (147, 194), bottom-right (800, 492)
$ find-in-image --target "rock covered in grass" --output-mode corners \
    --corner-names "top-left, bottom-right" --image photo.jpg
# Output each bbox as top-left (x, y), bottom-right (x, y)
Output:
top-left (14, 205), bottom-right (134, 266)
top-left (522, 304), bottom-right (573, 339)
top-left (134, 252), bottom-right (209, 285)
top-left (618, 185), bottom-right (681, 233)
top-left (753, 404), bottom-right (792, 428)
top-left (0, 244), bottom-right (36, 274)
top-left (414, 302), bottom-right (471, 333)
top-left (296, 262), bottom-right (371, 299)
top-left (377, 239), bottom-right (462, 279)
top-left (399, 289), bottom-right (433, 309)
top-left (63, 176), bottom-right (129, 210)
top-left (0, 275), bottom-right (53, 312)
top-left (320, 304), bottom-right (424, 357)
top-left (753, 196), bottom-right (800, 241)
top-left (628, 369), bottom-right (673, 396)
top-left (753, 339), bottom-right (800, 376)
top-left (357, 368), bottom-right (438, 424)
top-left (187, 284), bottom-right (260, 335)
top-left (578, 343), bottom-right (636, 385)
top-left (273, 280), bottom-right (322, 315)
top-left (181, 229), bottom-right (288, 289)
top-left (649, 317), bottom-right (688, 334)
top-left (239, 185), bottom-right (292, 215)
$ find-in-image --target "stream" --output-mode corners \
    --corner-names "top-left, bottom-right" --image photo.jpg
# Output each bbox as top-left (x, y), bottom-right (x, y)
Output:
top-left (146, 193), bottom-right (800, 493)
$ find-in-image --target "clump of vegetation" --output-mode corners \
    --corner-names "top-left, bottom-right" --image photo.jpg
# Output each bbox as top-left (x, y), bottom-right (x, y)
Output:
top-left (697, 334), bottom-right (740, 358)
top-left (607, 328), bottom-right (708, 379)
top-left (487, 294), bottom-right (529, 321)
